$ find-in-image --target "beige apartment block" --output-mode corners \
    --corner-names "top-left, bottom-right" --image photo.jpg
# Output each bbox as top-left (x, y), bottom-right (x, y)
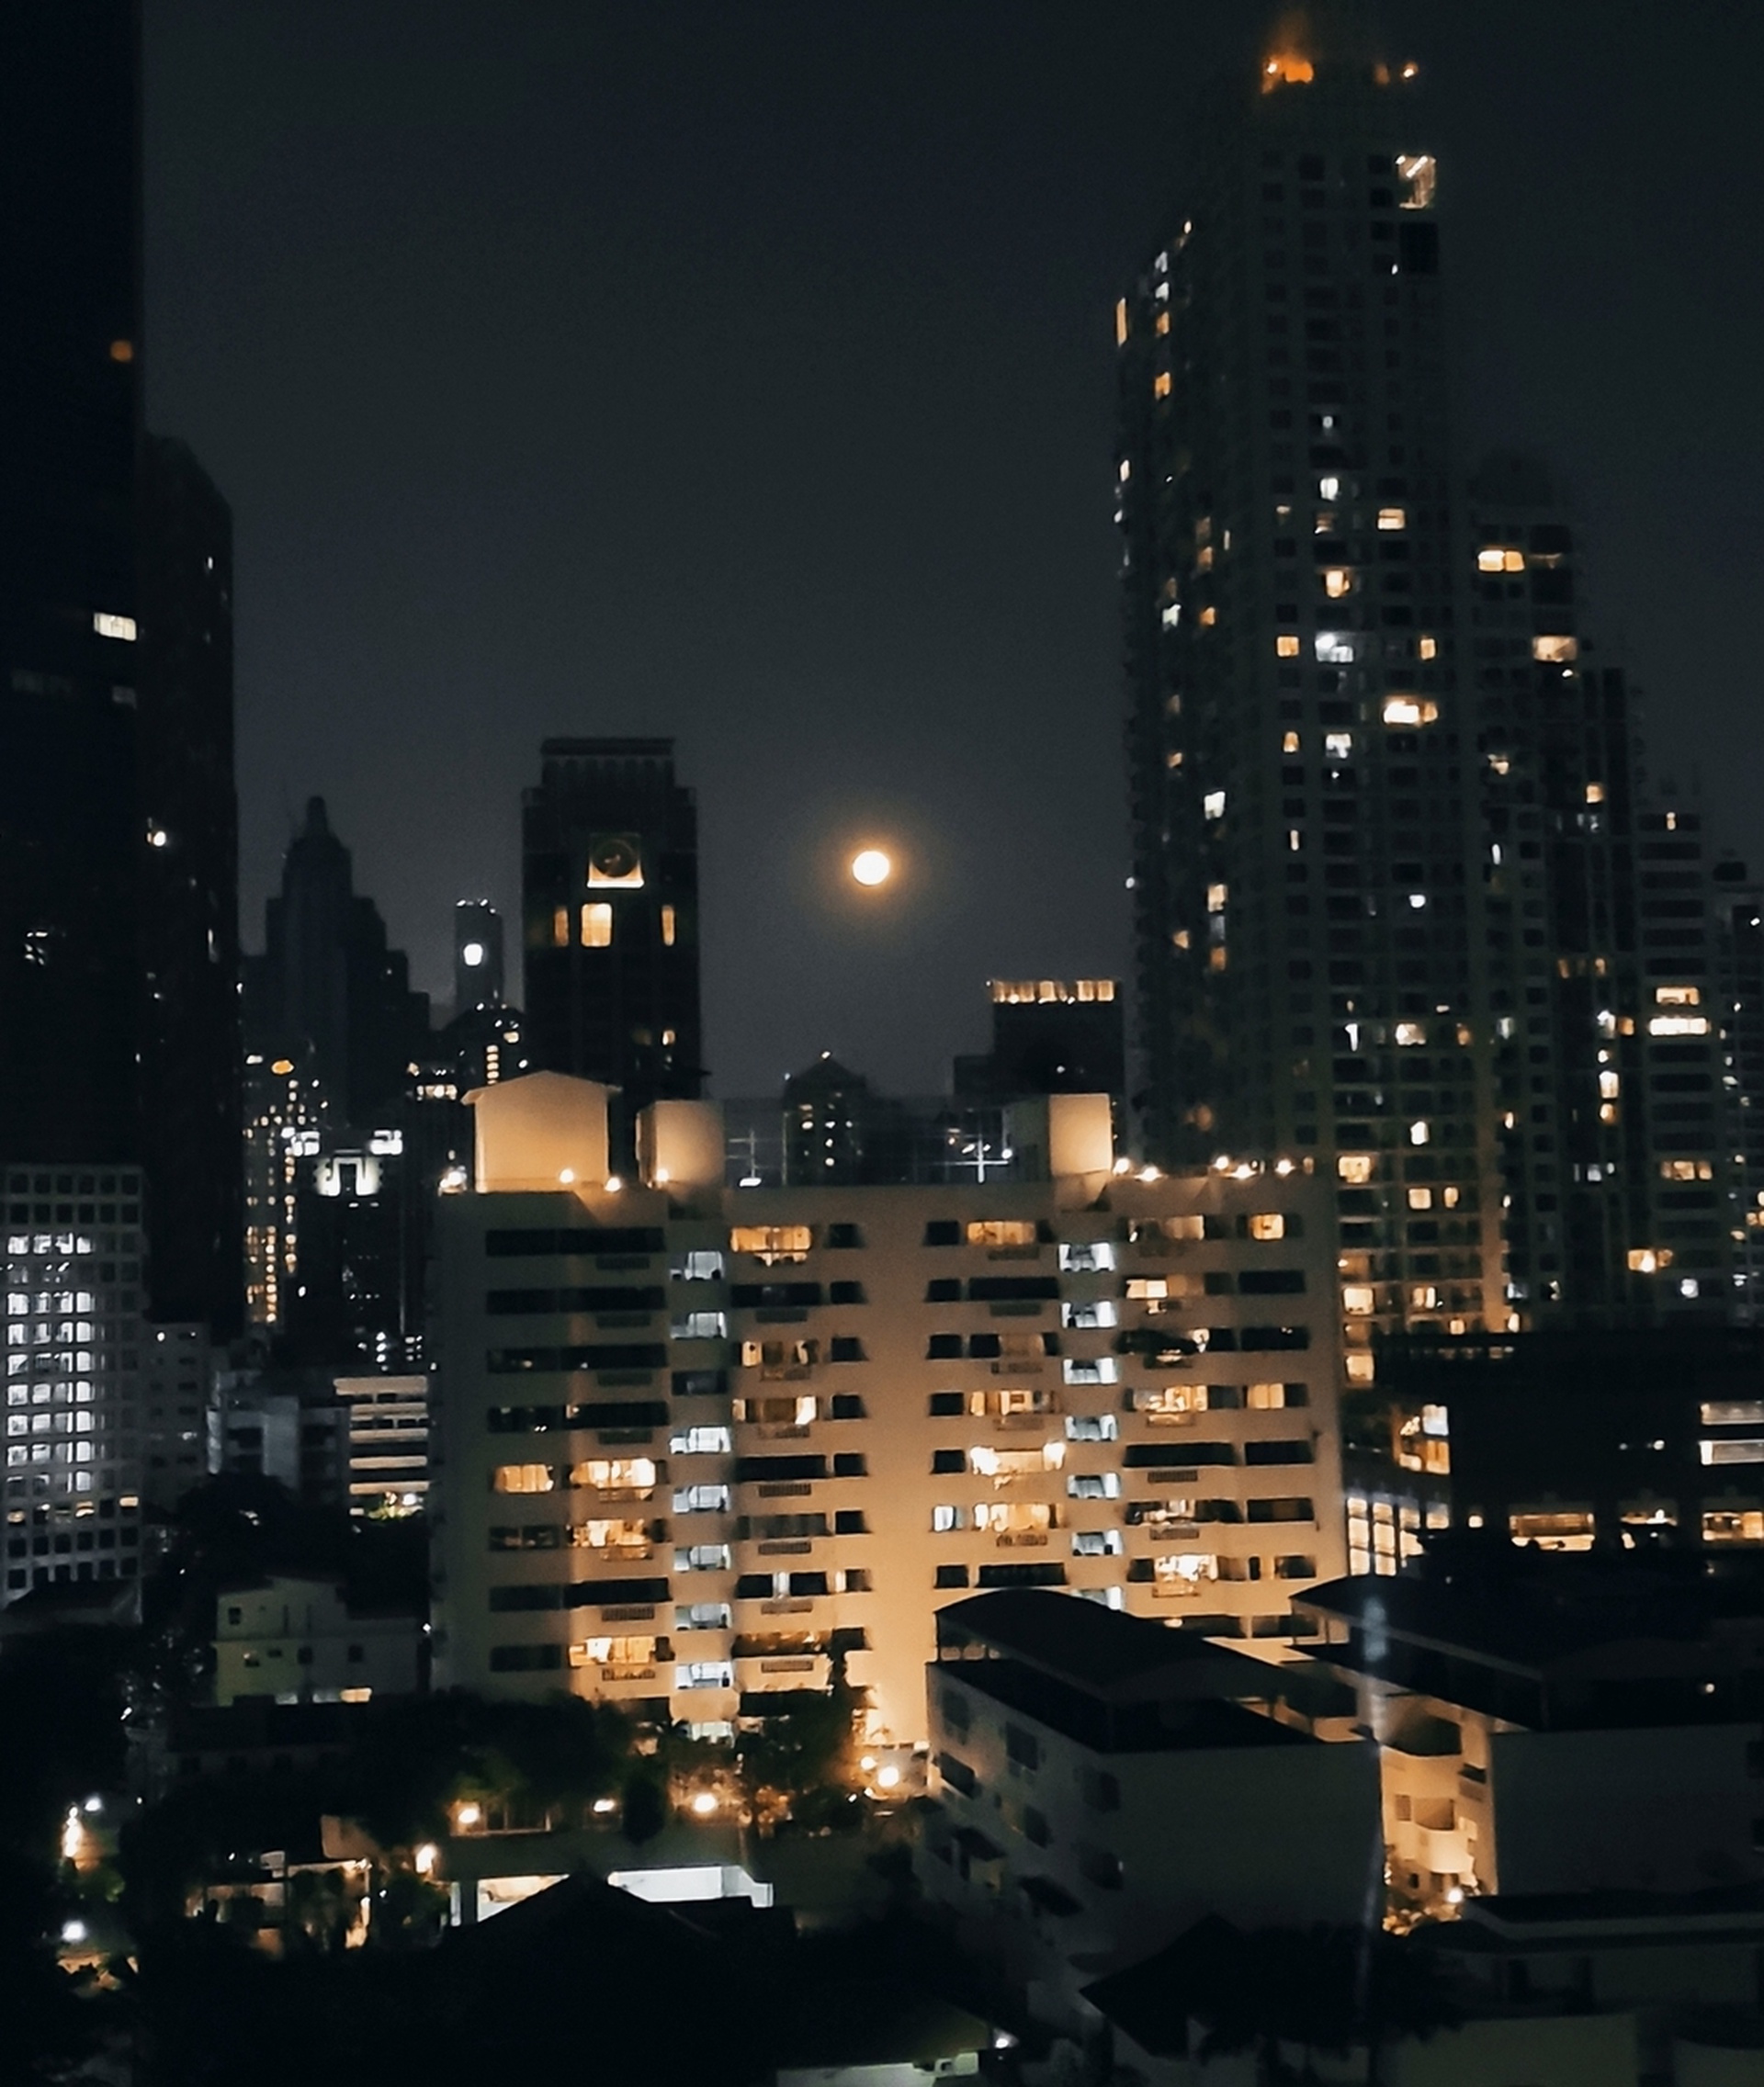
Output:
top-left (430, 1074), bottom-right (1347, 1742)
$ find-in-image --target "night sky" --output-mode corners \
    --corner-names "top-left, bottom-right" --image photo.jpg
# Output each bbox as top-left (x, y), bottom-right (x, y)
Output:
top-left (144, 0), bottom-right (1764, 1096)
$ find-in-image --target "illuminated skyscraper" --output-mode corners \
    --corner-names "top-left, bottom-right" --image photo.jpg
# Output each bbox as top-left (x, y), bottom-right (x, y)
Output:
top-left (522, 739), bottom-right (705, 1154)
top-left (1119, 13), bottom-right (1504, 1371)
top-left (1118, 7), bottom-right (1748, 1348)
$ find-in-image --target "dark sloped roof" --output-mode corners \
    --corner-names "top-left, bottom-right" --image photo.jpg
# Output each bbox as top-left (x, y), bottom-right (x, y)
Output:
top-left (936, 1588), bottom-right (1276, 1704)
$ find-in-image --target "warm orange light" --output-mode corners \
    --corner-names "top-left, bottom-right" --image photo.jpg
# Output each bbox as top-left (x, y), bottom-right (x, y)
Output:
top-left (851, 849), bottom-right (892, 888)
top-left (1261, 52), bottom-right (1315, 90)
top-left (109, 340), bottom-right (134, 364)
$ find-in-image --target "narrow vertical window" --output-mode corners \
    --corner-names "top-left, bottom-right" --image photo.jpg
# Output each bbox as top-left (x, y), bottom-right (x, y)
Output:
top-left (552, 908), bottom-right (570, 949)
top-left (661, 904), bottom-right (677, 947)
top-left (581, 903), bottom-right (613, 948)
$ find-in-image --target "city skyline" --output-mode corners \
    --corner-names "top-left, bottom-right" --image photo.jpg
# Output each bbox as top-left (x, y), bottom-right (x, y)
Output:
top-left (144, 0), bottom-right (1764, 1093)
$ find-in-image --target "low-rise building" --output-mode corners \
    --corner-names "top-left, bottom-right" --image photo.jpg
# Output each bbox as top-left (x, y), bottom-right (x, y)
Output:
top-left (430, 1072), bottom-right (1348, 1743)
top-left (214, 1572), bottom-right (421, 1706)
top-left (335, 1372), bottom-right (429, 1515)
top-left (917, 1588), bottom-right (1378, 2044)
top-left (1300, 1547), bottom-right (1764, 1923)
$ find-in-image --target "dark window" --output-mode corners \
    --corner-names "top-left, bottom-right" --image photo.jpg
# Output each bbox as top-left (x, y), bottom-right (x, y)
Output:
top-left (936, 1750), bottom-right (978, 1797)
top-left (833, 1509), bottom-right (868, 1535)
top-left (734, 1455), bottom-right (826, 1482)
top-left (489, 1644), bottom-right (563, 1673)
top-left (934, 1564), bottom-right (970, 1589)
top-left (926, 1335), bottom-right (963, 1359)
top-left (825, 1224), bottom-right (864, 1249)
top-left (829, 1282), bottom-right (866, 1305)
top-left (1398, 222), bottom-right (1439, 275)
top-left (831, 1452), bottom-right (868, 1478)
top-left (673, 1370), bottom-right (727, 1398)
top-left (829, 1337), bottom-right (865, 1362)
top-left (1245, 1439), bottom-right (1315, 1466)
top-left (1005, 1724), bottom-right (1042, 1770)
top-left (924, 1221), bottom-right (961, 1247)
top-left (977, 1562), bottom-right (1067, 1588)
top-left (830, 1393), bottom-right (865, 1420)
top-left (1238, 1269), bottom-right (1306, 1295)
top-left (924, 1279), bottom-right (962, 1303)
top-left (932, 1450), bottom-right (966, 1474)
top-left (489, 1585), bottom-right (563, 1611)
top-left (928, 1393), bottom-right (965, 1416)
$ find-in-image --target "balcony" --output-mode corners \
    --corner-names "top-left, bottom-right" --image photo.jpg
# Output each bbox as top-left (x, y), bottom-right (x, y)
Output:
top-left (995, 1532), bottom-right (1050, 1549)
top-left (600, 1664), bottom-right (659, 1684)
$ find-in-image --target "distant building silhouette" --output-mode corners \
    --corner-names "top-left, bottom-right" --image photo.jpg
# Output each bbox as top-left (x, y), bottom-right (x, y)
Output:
top-left (453, 898), bottom-right (504, 1012)
top-left (953, 980), bottom-right (1125, 1106)
top-left (244, 796), bottom-right (430, 1124)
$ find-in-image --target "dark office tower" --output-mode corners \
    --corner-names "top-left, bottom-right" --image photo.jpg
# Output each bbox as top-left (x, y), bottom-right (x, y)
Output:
top-left (245, 798), bottom-right (431, 1123)
top-left (953, 980), bottom-right (1127, 1104)
top-left (137, 436), bottom-right (242, 1336)
top-left (0, 0), bottom-right (144, 1166)
top-left (1713, 863), bottom-right (1764, 1324)
top-left (522, 739), bottom-right (705, 1148)
top-left (453, 899), bottom-right (504, 1011)
top-left (1119, 10), bottom-right (1507, 1373)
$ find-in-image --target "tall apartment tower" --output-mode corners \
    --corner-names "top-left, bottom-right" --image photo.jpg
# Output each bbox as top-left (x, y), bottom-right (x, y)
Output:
top-left (138, 436), bottom-right (242, 1337)
top-left (522, 739), bottom-right (705, 1152)
top-left (0, 0), bottom-right (145, 1169)
top-left (1119, 15), bottom-right (1506, 1371)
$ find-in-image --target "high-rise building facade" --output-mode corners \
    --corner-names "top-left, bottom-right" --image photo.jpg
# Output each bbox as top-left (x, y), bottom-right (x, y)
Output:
top-left (4, 1168), bottom-right (148, 1605)
top-left (1119, 12), bottom-right (1755, 1349)
top-left (522, 739), bottom-right (704, 1153)
top-left (138, 436), bottom-right (242, 1336)
top-left (1, 0), bottom-right (146, 1171)
top-left (1119, 20), bottom-right (1504, 1373)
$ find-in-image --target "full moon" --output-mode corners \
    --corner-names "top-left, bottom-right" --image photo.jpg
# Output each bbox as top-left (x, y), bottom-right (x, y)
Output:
top-left (850, 849), bottom-right (892, 888)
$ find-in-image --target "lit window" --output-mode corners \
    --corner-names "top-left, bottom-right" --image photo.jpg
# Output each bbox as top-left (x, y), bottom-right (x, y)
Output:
top-left (1418, 636), bottom-right (1439, 660)
top-left (1649, 1015), bottom-right (1710, 1037)
top-left (1395, 1023), bottom-right (1426, 1046)
top-left (581, 903), bottom-right (613, 948)
top-left (1408, 1121), bottom-right (1430, 1146)
top-left (1599, 1071), bottom-right (1621, 1100)
top-left (729, 1224), bottom-right (812, 1264)
top-left (1276, 634), bottom-right (1301, 658)
top-left (1702, 1439), bottom-right (1764, 1467)
top-left (1282, 731), bottom-right (1300, 753)
top-left (1247, 1213), bottom-right (1285, 1241)
top-left (1322, 569), bottom-right (1353, 598)
top-left (1533, 635), bottom-right (1579, 663)
top-left (1662, 1160), bottom-right (1713, 1181)
top-left (573, 1457), bottom-right (657, 1493)
top-left (1114, 299), bottom-right (1128, 347)
top-left (661, 905), bottom-right (677, 947)
top-left (1477, 547), bottom-right (1525, 574)
top-left (966, 1220), bottom-right (1036, 1247)
top-left (93, 612), bottom-right (137, 641)
top-left (1261, 51), bottom-right (1315, 88)
top-left (1376, 508), bottom-right (1407, 531)
top-left (1206, 883), bottom-right (1227, 913)
top-left (492, 1463), bottom-right (553, 1495)
top-left (1702, 1401), bottom-right (1764, 1426)
top-left (1408, 1189), bottom-right (1433, 1212)
top-left (1153, 371), bottom-right (1172, 400)
top-left (1337, 1154), bottom-right (1374, 1185)
top-left (1396, 153), bottom-right (1437, 209)
top-left (1626, 1248), bottom-right (1672, 1274)
top-left (1315, 632), bottom-right (1357, 664)
top-left (1318, 475), bottom-right (1340, 501)
top-left (1325, 732), bottom-right (1351, 759)
top-left (1585, 783), bottom-right (1605, 806)
top-left (1204, 791), bottom-right (1226, 819)
top-left (1656, 986), bottom-right (1701, 1007)
top-left (1382, 695), bottom-right (1439, 728)
top-left (1342, 1285), bottom-right (1375, 1316)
